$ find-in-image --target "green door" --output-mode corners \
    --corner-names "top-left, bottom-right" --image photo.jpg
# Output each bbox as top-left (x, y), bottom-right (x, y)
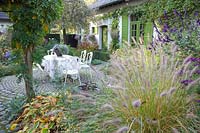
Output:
top-left (102, 26), bottom-right (108, 50)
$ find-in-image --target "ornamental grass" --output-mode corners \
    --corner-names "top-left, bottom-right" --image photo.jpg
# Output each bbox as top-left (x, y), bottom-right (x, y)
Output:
top-left (108, 41), bottom-right (200, 132)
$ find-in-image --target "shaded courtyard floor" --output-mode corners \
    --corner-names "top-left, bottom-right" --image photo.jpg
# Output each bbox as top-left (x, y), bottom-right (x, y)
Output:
top-left (0, 68), bottom-right (58, 132)
top-left (0, 63), bottom-right (109, 132)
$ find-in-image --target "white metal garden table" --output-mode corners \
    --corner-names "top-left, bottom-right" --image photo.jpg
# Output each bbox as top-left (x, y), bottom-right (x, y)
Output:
top-left (41, 55), bottom-right (78, 79)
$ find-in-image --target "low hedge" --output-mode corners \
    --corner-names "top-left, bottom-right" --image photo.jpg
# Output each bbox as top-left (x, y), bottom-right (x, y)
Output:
top-left (93, 50), bottom-right (110, 62)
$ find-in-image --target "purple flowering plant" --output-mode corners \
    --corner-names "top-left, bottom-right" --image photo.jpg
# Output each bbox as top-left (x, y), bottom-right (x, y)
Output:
top-left (155, 9), bottom-right (200, 57)
top-left (153, 9), bottom-right (200, 92)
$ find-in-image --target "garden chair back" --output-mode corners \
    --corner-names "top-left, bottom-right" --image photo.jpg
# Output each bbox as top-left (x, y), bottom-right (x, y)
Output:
top-left (80, 50), bottom-right (87, 63)
top-left (85, 52), bottom-right (93, 65)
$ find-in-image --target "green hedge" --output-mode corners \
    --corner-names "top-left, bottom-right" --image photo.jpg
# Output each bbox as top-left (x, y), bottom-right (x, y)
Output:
top-left (0, 64), bottom-right (21, 78)
top-left (68, 47), bottom-right (110, 62)
top-left (93, 50), bottom-right (110, 62)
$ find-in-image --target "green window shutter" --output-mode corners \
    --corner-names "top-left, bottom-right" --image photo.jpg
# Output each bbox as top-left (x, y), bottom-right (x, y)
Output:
top-left (95, 27), bottom-right (98, 34)
top-left (144, 22), bottom-right (153, 45)
top-left (122, 15), bottom-right (128, 42)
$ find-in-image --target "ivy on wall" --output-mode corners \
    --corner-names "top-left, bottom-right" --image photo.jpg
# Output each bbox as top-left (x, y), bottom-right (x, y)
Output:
top-left (99, 0), bottom-right (200, 22)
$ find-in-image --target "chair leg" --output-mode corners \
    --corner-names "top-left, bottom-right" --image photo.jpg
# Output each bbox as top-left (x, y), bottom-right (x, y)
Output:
top-left (78, 74), bottom-right (81, 85)
top-left (64, 74), bottom-right (67, 86)
top-left (89, 68), bottom-right (92, 79)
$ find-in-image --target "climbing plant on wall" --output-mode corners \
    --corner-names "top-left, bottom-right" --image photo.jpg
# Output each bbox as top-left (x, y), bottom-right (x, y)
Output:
top-left (0, 0), bottom-right (63, 101)
top-left (97, 0), bottom-right (200, 55)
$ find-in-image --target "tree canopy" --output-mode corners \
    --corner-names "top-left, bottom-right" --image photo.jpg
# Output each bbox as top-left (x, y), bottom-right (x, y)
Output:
top-left (0, 0), bottom-right (63, 101)
top-left (62, 0), bottom-right (92, 33)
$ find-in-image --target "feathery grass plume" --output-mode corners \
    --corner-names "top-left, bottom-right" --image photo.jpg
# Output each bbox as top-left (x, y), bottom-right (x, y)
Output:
top-left (171, 127), bottom-right (180, 133)
top-left (102, 118), bottom-right (122, 128)
top-left (168, 87), bottom-right (176, 95)
top-left (132, 99), bottom-right (141, 108)
top-left (115, 126), bottom-right (129, 133)
top-left (159, 90), bottom-right (168, 97)
top-left (108, 40), bottom-right (200, 132)
top-left (101, 103), bottom-right (114, 111)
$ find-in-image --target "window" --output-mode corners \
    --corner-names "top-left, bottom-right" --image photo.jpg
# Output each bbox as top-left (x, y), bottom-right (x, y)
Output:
top-left (130, 15), bottom-right (144, 43)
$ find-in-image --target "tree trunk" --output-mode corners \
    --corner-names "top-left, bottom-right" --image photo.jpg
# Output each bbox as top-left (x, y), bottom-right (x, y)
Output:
top-left (63, 28), bottom-right (66, 44)
top-left (23, 46), bottom-right (35, 101)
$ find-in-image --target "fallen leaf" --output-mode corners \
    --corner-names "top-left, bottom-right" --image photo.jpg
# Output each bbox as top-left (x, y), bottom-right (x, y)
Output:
top-left (10, 123), bottom-right (17, 131)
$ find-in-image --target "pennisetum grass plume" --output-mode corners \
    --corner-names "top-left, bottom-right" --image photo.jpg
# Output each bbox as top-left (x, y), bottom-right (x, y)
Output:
top-left (107, 39), bottom-right (200, 132)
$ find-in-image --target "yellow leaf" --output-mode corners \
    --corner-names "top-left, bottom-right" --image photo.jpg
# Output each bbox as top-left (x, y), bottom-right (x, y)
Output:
top-left (22, 126), bottom-right (29, 132)
top-left (10, 123), bottom-right (17, 131)
top-left (36, 96), bottom-right (44, 100)
top-left (41, 128), bottom-right (49, 133)
top-left (49, 116), bottom-right (56, 121)
top-left (38, 118), bottom-right (48, 123)
top-left (33, 103), bottom-right (42, 108)
top-left (16, 42), bottom-right (21, 49)
top-left (43, 24), bottom-right (49, 32)
top-left (32, 16), bottom-right (37, 19)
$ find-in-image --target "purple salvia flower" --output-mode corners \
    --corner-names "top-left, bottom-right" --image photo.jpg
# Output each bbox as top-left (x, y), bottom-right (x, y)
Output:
top-left (132, 99), bottom-right (141, 108)
top-left (197, 19), bottom-right (200, 26)
top-left (164, 10), bottom-right (168, 19)
top-left (170, 28), bottom-right (177, 33)
top-left (195, 70), bottom-right (200, 75)
top-left (194, 11), bottom-right (199, 16)
top-left (173, 9), bottom-right (182, 19)
top-left (194, 63), bottom-right (200, 67)
top-left (162, 28), bottom-right (168, 32)
top-left (195, 99), bottom-right (200, 103)
top-left (177, 69), bottom-right (184, 76)
top-left (181, 79), bottom-right (193, 86)
top-left (163, 23), bottom-right (169, 31)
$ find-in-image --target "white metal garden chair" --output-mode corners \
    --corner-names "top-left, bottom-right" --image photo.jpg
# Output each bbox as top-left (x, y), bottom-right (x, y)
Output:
top-left (79, 50), bottom-right (87, 64)
top-left (63, 58), bottom-right (81, 85)
top-left (79, 52), bottom-right (93, 78)
top-left (47, 49), bottom-right (55, 55)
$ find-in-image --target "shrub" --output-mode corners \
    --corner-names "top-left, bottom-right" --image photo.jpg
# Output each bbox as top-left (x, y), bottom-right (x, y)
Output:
top-left (156, 10), bottom-right (200, 58)
top-left (32, 40), bottom-right (57, 64)
top-left (4, 95), bottom-right (27, 122)
top-left (68, 46), bottom-right (81, 56)
top-left (10, 95), bottom-right (66, 132)
top-left (91, 59), bottom-right (104, 65)
top-left (93, 50), bottom-right (110, 62)
top-left (78, 41), bottom-right (98, 51)
top-left (108, 43), bottom-right (200, 132)
top-left (0, 64), bottom-right (21, 77)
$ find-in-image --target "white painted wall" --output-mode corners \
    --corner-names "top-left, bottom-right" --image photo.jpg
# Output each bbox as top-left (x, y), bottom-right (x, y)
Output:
top-left (90, 18), bottom-right (113, 49)
top-left (98, 26), bottom-right (102, 49)
top-left (107, 18), bottom-right (112, 49)
top-left (119, 16), bottom-right (122, 46)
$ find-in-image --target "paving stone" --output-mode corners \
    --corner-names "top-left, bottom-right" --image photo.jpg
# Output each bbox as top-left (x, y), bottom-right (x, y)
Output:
top-left (0, 68), bottom-right (58, 132)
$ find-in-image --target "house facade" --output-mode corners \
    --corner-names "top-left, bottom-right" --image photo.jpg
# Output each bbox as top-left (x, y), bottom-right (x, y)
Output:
top-left (0, 12), bottom-right (12, 33)
top-left (89, 0), bottom-right (154, 49)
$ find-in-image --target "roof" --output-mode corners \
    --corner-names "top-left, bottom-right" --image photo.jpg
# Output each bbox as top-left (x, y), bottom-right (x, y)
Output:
top-left (90, 0), bottom-right (123, 9)
top-left (0, 12), bottom-right (9, 20)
